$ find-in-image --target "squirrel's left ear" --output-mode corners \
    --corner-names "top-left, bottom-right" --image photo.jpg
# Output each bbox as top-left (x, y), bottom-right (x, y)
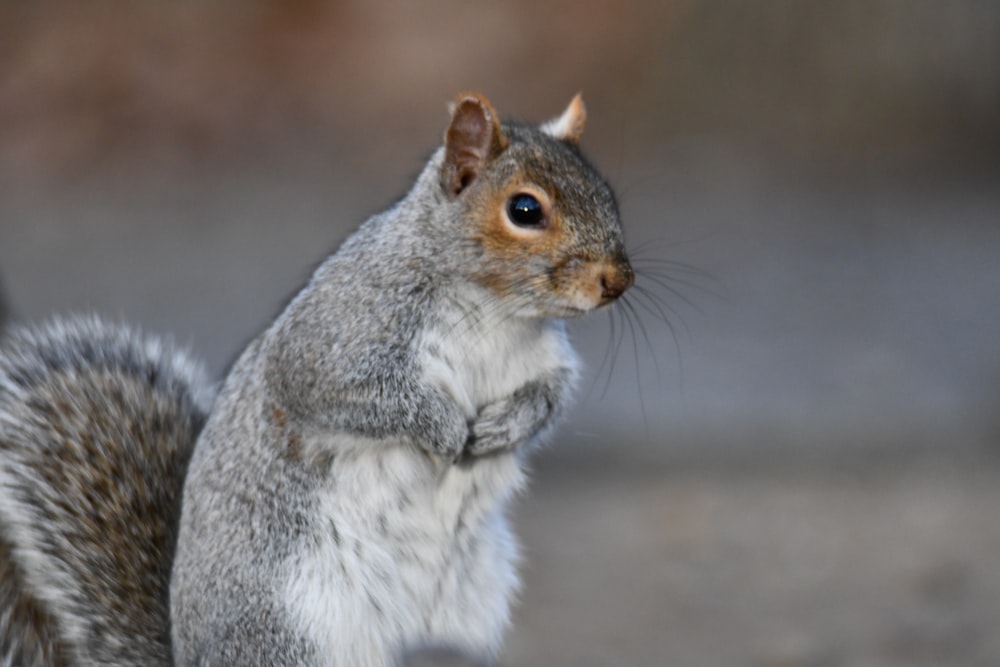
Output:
top-left (442, 93), bottom-right (509, 198)
top-left (541, 93), bottom-right (586, 144)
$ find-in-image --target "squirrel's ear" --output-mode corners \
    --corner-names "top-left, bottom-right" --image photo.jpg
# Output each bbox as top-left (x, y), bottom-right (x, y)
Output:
top-left (442, 93), bottom-right (509, 198)
top-left (540, 93), bottom-right (586, 144)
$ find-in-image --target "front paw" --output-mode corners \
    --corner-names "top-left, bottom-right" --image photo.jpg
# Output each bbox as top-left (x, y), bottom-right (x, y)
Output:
top-left (465, 386), bottom-right (555, 457)
top-left (415, 391), bottom-right (473, 462)
top-left (466, 400), bottom-right (519, 457)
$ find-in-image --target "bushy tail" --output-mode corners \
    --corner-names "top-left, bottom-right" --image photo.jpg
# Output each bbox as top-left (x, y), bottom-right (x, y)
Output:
top-left (0, 317), bottom-right (213, 666)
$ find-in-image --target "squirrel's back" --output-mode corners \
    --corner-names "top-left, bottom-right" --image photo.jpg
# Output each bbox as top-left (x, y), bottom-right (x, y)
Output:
top-left (0, 316), bottom-right (213, 666)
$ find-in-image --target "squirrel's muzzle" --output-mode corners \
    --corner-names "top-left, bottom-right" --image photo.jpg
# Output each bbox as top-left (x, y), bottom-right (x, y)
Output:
top-left (599, 262), bottom-right (634, 302)
top-left (553, 257), bottom-right (634, 314)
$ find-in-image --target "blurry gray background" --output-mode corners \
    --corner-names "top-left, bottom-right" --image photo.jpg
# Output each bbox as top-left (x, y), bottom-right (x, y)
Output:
top-left (1, 2), bottom-right (999, 665)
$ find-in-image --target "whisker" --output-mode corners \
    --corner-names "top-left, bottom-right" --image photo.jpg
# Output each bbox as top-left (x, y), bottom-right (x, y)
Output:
top-left (631, 256), bottom-right (719, 281)
top-left (634, 264), bottom-right (727, 299)
top-left (628, 233), bottom-right (722, 255)
top-left (618, 297), bottom-right (649, 433)
top-left (626, 237), bottom-right (665, 258)
top-left (598, 304), bottom-right (623, 402)
top-left (621, 295), bottom-right (661, 386)
top-left (630, 285), bottom-right (688, 344)
top-left (603, 302), bottom-right (630, 403)
top-left (627, 287), bottom-right (685, 391)
top-left (630, 254), bottom-right (720, 281)
top-left (631, 283), bottom-right (691, 338)
top-left (649, 265), bottom-right (723, 299)
top-left (442, 275), bottom-right (536, 343)
top-left (634, 272), bottom-right (706, 316)
top-left (586, 304), bottom-right (617, 404)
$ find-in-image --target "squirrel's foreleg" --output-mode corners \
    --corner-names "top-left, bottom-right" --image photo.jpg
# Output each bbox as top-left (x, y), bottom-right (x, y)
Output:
top-left (465, 369), bottom-right (573, 457)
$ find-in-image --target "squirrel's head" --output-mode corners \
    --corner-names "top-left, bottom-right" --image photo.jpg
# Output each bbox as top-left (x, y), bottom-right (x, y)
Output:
top-left (439, 93), bottom-right (633, 318)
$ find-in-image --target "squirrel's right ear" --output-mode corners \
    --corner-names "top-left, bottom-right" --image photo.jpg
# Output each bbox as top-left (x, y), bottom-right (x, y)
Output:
top-left (442, 93), bottom-right (509, 198)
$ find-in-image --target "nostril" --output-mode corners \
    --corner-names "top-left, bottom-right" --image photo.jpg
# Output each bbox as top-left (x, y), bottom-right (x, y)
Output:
top-left (600, 273), bottom-right (626, 300)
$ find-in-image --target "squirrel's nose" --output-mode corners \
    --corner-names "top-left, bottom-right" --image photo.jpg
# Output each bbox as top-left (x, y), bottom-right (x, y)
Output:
top-left (599, 263), bottom-right (634, 301)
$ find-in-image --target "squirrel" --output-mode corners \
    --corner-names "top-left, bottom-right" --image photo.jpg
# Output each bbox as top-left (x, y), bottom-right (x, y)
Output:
top-left (0, 92), bottom-right (633, 666)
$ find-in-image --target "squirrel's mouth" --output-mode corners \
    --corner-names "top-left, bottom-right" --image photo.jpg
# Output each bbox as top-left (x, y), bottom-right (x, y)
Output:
top-left (549, 258), bottom-right (634, 316)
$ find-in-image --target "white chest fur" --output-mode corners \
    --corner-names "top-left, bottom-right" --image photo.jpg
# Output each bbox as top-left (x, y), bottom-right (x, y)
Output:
top-left (284, 440), bottom-right (525, 666)
top-left (417, 285), bottom-right (575, 418)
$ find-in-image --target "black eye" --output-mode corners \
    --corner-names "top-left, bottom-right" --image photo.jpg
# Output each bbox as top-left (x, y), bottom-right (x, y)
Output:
top-left (506, 194), bottom-right (545, 228)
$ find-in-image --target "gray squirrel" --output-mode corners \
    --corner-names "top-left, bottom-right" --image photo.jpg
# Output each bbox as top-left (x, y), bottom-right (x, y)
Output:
top-left (0, 93), bottom-right (633, 666)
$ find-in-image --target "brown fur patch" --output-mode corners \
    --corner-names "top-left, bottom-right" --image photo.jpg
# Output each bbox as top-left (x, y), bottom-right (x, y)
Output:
top-left (269, 404), bottom-right (305, 462)
top-left (272, 404), bottom-right (288, 428)
top-left (286, 429), bottom-right (303, 462)
top-left (471, 180), bottom-right (569, 294)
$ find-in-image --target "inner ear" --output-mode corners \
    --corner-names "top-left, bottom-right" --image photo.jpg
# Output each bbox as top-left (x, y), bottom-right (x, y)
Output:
top-left (442, 94), bottom-right (509, 198)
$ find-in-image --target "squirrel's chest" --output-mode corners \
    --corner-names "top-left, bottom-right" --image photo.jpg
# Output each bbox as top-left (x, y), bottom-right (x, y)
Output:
top-left (283, 444), bottom-right (523, 663)
top-left (417, 304), bottom-right (570, 416)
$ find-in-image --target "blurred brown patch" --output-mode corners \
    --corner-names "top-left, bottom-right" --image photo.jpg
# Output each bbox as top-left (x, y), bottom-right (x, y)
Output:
top-left (0, 1), bottom-right (997, 184)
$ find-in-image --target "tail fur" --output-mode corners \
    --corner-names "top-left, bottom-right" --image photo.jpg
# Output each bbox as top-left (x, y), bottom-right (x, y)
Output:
top-left (0, 317), bottom-right (213, 666)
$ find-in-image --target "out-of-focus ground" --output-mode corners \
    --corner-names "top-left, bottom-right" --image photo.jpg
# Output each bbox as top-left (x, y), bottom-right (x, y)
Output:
top-left (513, 460), bottom-right (1000, 667)
top-left (1, 2), bottom-right (999, 665)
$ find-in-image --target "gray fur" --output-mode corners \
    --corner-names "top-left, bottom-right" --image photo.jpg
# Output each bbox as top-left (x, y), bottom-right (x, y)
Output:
top-left (0, 316), bottom-right (213, 666)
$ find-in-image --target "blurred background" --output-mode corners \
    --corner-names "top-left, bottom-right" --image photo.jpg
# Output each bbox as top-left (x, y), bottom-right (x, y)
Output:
top-left (1, 1), bottom-right (999, 665)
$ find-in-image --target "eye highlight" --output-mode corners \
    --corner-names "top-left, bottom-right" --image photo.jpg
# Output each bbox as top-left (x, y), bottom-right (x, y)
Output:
top-left (506, 193), bottom-right (545, 228)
